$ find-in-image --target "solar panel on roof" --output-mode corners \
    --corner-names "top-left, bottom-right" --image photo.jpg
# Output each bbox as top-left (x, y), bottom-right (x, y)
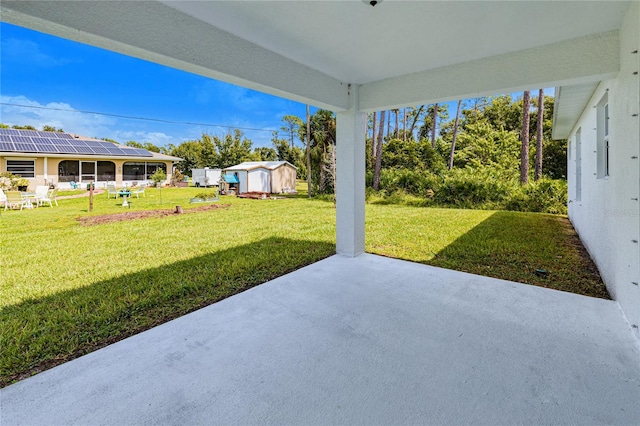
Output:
top-left (132, 149), bottom-right (154, 157)
top-left (84, 141), bottom-right (103, 147)
top-left (90, 147), bottom-right (112, 155)
top-left (36, 131), bottom-right (51, 137)
top-left (0, 142), bottom-right (15, 151)
top-left (18, 130), bottom-right (37, 137)
top-left (70, 140), bottom-right (89, 147)
top-left (14, 143), bottom-right (37, 152)
top-left (0, 129), bottom-right (20, 136)
top-left (0, 135), bottom-right (11, 142)
top-left (57, 134), bottom-right (74, 139)
top-left (74, 146), bottom-right (95, 154)
top-left (36, 145), bottom-right (59, 153)
top-left (10, 136), bottom-right (33, 143)
top-left (32, 137), bottom-right (55, 145)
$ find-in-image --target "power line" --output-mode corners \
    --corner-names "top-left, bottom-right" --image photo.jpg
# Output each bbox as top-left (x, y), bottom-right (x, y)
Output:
top-left (0, 102), bottom-right (276, 133)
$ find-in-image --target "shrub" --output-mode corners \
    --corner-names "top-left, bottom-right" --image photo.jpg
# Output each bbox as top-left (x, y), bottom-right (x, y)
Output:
top-left (505, 179), bottom-right (567, 214)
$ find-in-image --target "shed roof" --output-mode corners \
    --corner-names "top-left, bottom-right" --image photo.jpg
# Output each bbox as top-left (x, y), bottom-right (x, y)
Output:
top-left (224, 161), bottom-right (296, 172)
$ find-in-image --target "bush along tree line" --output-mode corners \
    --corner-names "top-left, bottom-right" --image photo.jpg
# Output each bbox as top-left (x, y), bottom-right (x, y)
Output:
top-left (360, 92), bottom-right (568, 214)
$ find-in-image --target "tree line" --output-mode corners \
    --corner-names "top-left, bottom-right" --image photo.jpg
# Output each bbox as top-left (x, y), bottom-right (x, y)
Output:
top-left (2, 92), bottom-right (568, 213)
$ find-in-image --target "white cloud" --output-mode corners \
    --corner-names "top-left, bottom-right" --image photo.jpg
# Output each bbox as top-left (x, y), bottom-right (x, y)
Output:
top-left (112, 130), bottom-right (176, 147)
top-left (1, 38), bottom-right (76, 67)
top-left (0, 95), bottom-right (115, 137)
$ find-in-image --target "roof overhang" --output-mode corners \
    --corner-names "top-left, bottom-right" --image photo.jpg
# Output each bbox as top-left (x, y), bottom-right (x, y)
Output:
top-left (0, 1), bottom-right (630, 112)
top-left (552, 83), bottom-right (600, 140)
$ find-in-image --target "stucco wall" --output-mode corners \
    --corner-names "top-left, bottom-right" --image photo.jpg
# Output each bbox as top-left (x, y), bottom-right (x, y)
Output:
top-left (271, 165), bottom-right (296, 193)
top-left (1, 156), bottom-right (173, 189)
top-left (567, 2), bottom-right (639, 336)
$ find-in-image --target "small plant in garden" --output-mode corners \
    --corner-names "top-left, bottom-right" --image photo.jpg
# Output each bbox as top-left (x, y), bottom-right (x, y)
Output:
top-left (150, 169), bottom-right (167, 186)
top-left (170, 169), bottom-right (185, 186)
top-left (194, 192), bottom-right (218, 199)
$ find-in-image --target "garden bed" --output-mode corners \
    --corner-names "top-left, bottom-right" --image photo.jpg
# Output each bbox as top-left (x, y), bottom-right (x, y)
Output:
top-left (76, 204), bottom-right (230, 226)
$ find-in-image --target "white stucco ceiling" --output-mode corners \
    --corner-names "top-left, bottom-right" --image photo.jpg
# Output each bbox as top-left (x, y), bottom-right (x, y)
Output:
top-left (162, 0), bottom-right (630, 84)
top-left (0, 1), bottom-right (631, 111)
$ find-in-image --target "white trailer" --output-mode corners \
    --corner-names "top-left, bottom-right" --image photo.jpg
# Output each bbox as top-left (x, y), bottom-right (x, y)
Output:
top-left (191, 168), bottom-right (222, 187)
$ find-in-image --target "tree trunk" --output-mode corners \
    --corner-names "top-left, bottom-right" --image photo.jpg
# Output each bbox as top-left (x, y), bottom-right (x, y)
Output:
top-left (403, 107), bottom-right (407, 142)
top-left (520, 90), bottom-right (531, 185)
top-left (394, 109), bottom-right (399, 139)
top-left (448, 100), bottom-right (462, 170)
top-left (306, 104), bottom-right (312, 197)
top-left (373, 110), bottom-right (386, 190)
top-left (431, 103), bottom-right (438, 148)
top-left (371, 111), bottom-right (377, 165)
top-left (534, 89), bottom-right (544, 181)
top-left (408, 105), bottom-right (424, 140)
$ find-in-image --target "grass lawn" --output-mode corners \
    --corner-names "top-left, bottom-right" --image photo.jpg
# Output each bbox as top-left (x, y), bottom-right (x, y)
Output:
top-left (0, 186), bottom-right (605, 386)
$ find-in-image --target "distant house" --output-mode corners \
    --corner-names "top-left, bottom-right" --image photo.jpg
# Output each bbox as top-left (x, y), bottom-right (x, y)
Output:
top-left (0, 129), bottom-right (181, 189)
top-left (552, 4), bottom-right (639, 333)
top-left (223, 161), bottom-right (297, 194)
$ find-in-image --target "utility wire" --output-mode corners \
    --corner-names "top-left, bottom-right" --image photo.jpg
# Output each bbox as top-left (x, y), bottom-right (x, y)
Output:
top-left (0, 102), bottom-right (276, 133)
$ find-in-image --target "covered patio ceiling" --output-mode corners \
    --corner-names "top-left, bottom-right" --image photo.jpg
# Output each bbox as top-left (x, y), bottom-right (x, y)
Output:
top-left (0, 1), bottom-right (630, 111)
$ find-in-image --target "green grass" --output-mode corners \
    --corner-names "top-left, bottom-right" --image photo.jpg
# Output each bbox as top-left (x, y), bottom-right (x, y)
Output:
top-left (0, 187), bottom-right (606, 385)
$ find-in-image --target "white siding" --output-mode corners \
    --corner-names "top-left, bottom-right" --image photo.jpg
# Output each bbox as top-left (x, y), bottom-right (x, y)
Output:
top-left (247, 168), bottom-right (271, 193)
top-left (566, 2), bottom-right (640, 336)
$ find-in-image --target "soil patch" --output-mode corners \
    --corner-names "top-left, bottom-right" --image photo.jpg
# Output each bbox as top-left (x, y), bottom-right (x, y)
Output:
top-left (77, 204), bottom-right (230, 226)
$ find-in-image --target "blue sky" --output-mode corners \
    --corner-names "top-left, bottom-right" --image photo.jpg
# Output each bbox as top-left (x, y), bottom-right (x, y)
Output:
top-left (0, 22), bottom-right (312, 148)
top-left (1, 22), bottom-right (553, 149)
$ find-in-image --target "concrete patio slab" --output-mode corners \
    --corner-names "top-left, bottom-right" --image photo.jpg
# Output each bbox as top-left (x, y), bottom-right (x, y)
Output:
top-left (2, 254), bottom-right (639, 425)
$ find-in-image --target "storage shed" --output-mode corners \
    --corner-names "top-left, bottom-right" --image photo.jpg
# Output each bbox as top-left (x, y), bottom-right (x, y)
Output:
top-left (223, 161), bottom-right (296, 194)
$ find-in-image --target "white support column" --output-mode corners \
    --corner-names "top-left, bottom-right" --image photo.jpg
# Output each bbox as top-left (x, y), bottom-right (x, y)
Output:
top-left (336, 84), bottom-right (366, 257)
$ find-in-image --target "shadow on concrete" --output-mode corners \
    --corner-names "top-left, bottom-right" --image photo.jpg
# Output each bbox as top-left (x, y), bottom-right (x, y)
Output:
top-left (1, 237), bottom-right (334, 386)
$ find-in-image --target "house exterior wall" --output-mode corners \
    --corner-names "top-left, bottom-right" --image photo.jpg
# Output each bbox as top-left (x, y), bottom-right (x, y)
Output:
top-left (247, 168), bottom-right (271, 193)
top-left (566, 2), bottom-right (639, 335)
top-left (1, 155), bottom-right (174, 190)
top-left (270, 164), bottom-right (296, 193)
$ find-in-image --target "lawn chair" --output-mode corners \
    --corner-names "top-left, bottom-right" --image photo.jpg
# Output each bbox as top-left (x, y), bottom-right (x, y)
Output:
top-left (34, 185), bottom-right (49, 204)
top-left (130, 184), bottom-right (146, 198)
top-left (69, 181), bottom-right (78, 190)
top-left (107, 184), bottom-right (118, 199)
top-left (38, 188), bottom-right (59, 207)
top-left (0, 188), bottom-right (7, 210)
top-left (5, 191), bottom-right (27, 211)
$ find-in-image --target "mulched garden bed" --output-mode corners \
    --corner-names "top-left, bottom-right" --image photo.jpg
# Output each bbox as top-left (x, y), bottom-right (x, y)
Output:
top-left (76, 204), bottom-right (230, 226)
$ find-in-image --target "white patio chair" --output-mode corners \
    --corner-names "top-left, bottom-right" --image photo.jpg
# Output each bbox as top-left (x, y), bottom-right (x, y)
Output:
top-left (0, 188), bottom-right (7, 210)
top-left (5, 191), bottom-right (27, 211)
top-left (106, 184), bottom-right (118, 199)
top-left (38, 188), bottom-right (59, 207)
top-left (131, 184), bottom-right (146, 198)
top-left (34, 185), bottom-right (49, 204)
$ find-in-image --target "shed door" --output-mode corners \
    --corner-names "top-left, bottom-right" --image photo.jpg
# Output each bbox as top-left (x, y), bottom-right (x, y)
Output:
top-left (248, 168), bottom-right (271, 193)
top-left (238, 171), bottom-right (248, 194)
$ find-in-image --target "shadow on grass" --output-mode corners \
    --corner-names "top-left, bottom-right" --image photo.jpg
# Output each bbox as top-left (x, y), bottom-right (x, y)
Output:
top-left (425, 211), bottom-right (608, 299)
top-left (1, 237), bottom-right (334, 387)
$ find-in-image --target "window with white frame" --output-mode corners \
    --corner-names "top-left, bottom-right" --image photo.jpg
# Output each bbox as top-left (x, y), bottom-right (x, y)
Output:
top-left (6, 159), bottom-right (35, 178)
top-left (596, 93), bottom-right (609, 178)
